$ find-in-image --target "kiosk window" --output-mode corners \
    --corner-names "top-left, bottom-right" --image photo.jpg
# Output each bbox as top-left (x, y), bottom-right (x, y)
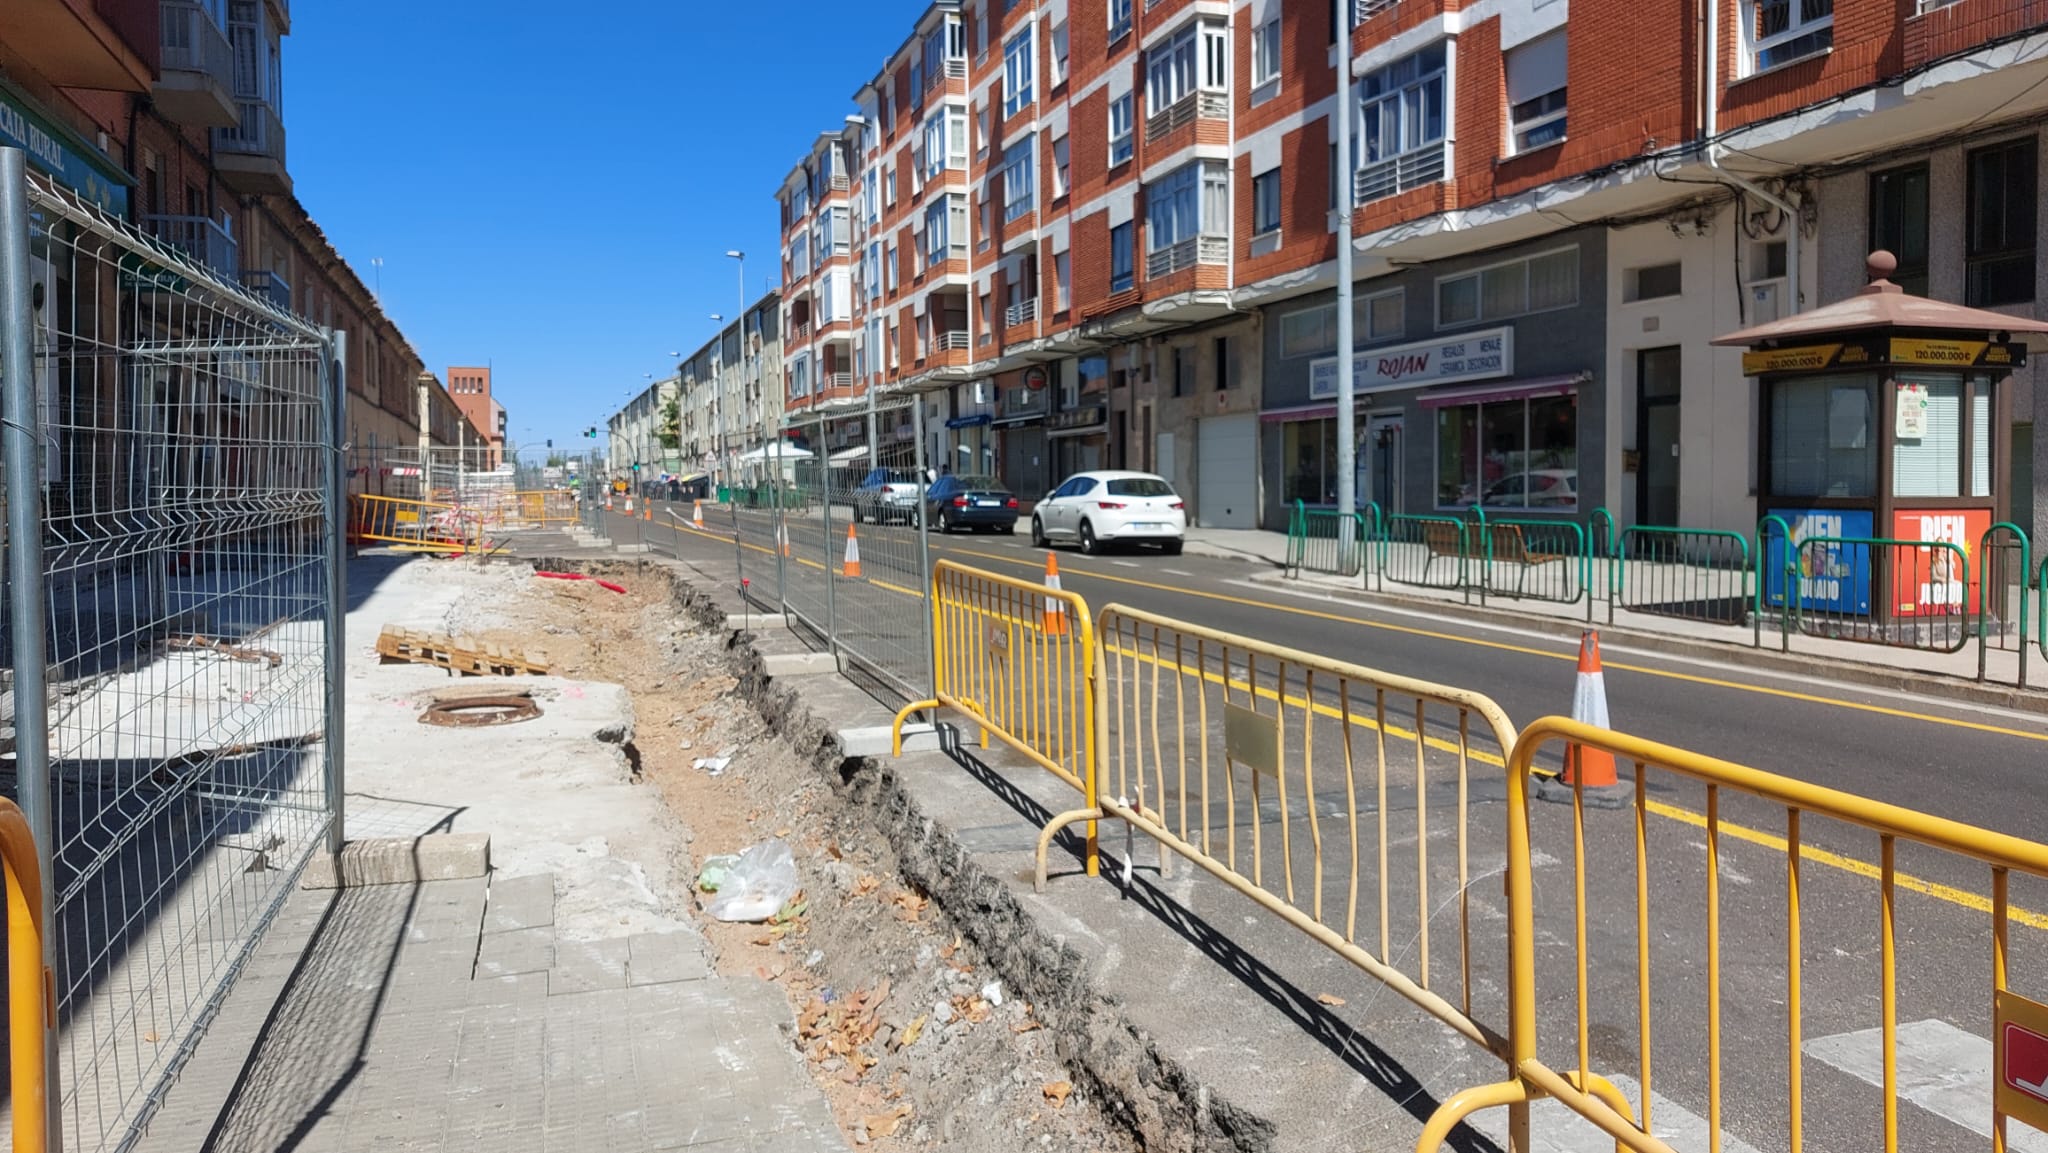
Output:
top-left (1891, 374), bottom-right (1962, 498)
top-left (1770, 374), bottom-right (1875, 498)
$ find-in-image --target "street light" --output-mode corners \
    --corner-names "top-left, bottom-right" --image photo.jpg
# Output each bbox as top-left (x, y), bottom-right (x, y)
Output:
top-left (725, 250), bottom-right (745, 484)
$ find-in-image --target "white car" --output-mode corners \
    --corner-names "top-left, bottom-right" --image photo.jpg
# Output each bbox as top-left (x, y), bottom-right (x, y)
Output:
top-left (1030, 470), bottom-right (1187, 556)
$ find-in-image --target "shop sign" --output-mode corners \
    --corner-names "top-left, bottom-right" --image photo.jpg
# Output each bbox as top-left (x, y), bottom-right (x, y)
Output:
top-left (1764, 509), bottom-right (1874, 614)
top-left (1891, 509), bottom-right (1989, 618)
top-left (0, 87), bottom-right (129, 215)
top-left (1741, 340), bottom-right (1880, 376)
top-left (1889, 338), bottom-right (2025, 369)
top-left (1309, 328), bottom-right (1512, 400)
top-left (1049, 405), bottom-right (1106, 432)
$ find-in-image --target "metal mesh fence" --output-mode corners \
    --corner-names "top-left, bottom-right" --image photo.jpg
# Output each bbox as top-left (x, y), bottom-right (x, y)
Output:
top-left (1, 163), bottom-right (340, 1150)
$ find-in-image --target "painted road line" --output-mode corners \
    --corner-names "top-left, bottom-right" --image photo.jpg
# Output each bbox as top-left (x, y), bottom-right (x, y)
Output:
top-left (1804, 1019), bottom-right (2048, 1152)
top-left (1466, 1072), bottom-right (1765, 1153)
top-left (1112, 560), bottom-right (1141, 568)
top-left (1163, 569), bottom-right (1194, 577)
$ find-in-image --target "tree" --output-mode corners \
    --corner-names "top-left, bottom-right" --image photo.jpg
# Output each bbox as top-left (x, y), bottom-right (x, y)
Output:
top-left (658, 397), bottom-right (681, 451)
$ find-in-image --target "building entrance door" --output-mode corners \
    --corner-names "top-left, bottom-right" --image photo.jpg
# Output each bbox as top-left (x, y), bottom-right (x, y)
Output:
top-left (1637, 347), bottom-right (1682, 526)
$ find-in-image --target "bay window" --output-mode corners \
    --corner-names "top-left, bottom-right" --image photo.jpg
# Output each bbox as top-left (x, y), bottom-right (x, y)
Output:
top-left (922, 108), bottom-right (967, 178)
top-left (1355, 42), bottom-right (1448, 204)
top-left (1145, 161), bottom-right (1229, 274)
top-left (1435, 392), bottom-right (1580, 509)
top-left (1146, 21), bottom-right (1228, 123)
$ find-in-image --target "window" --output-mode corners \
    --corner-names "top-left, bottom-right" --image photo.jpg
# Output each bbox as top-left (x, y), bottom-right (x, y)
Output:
top-left (1004, 30), bottom-right (1034, 117)
top-left (1002, 138), bottom-right (1036, 221)
top-left (1145, 162), bottom-right (1229, 253)
top-left (1172, 346), bottom-right (1194, 397)
top-left (1055, 250), bottom-right (1071, 311)
top-left (1624, 262), bottom-right (1683, 302)
top-left (1110, 222), bottom-right (1134, 292)
top-left (1053, 135), bottom-right (1070, 198)
top-left (976, 104), bottom-right (989, 155)
top-left (1280, 305), bottom-right (1338, 358)
top-left (1892, 375), bottom-right (1964, 498)
top-left (1214, 336), bottom-right (1233, 390)
top-left (1769, 374), bottom-right (1875, 498)
top-left (1436, 248), bottom-right (1578, 327)
top-left (1506, 31), bottom-right (1567, 153)
top-left (1109, 0), bottom-right (1132, 43)
top-left (1869, 163), bottom-right (1929, 296)
top-left (1049, 21), bottom-right (1069, 86)
top-left (1436, 393), bottom-right (1579, 509)
top-left (1966, 138), bottom-right (2035, 307)
top-left (1749, 0), bottom-right (1832, 71)
top-left (1108, 94), bottom-right (1134, 165)
top-left (885, 243), bottom-right (898, 291)
top-left (922, 110), bottom-right (963, 178)
top-left (1361, 288), bottom-right (1405, 342)
top-left (1252, 17), bottom-right (1282, 95)
top-left (1283, 419), bottom-right (1342, 504)
top-left (1280, 288), bottom-right (1404, 357)
top-left (884, 163), bottom-right (897, 206)
top-left (866, 241), bottom-right (882, 299)
top-left (1147, 22), bottom-right (1227, 113)
top-left (1253, 167), bottom-right (1283, 235)
top-left (925, 198), bottom-right (952, 263)
top-left (1356, 42), bottom-right (1448, 203)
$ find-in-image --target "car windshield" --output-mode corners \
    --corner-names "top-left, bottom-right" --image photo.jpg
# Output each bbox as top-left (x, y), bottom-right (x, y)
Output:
top-left (868, 469), bottom-right (918, 485)
top-left (1105, 478), bottom-right (1174, 498)
top-left (956, 475), bottom-right (1005, 491)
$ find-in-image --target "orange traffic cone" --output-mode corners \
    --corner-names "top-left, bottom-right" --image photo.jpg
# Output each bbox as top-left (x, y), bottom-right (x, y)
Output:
top-left (777, 523), bottom-right (791, 558)
top-left (692, 500), bottom-right (705, 528)
top-left (604, 491), bottom-right (613, 511)
top-left (625, 494), bottom-right (636, 514)
top-left (842, 523), bottom-right (863, 578)
top-left (1042, 552), bottom-right (1069, 636)
top-left (1561, 629), bottom-right (1620, 792)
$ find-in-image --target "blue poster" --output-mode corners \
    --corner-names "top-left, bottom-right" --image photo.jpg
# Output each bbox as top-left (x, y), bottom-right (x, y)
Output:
top-left (1764, 508), bottom-right (1874, 614)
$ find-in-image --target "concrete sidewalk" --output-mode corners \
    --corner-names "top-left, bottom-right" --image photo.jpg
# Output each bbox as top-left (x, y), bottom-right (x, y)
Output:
top-left (125, 555), bottom-right (849, 1153)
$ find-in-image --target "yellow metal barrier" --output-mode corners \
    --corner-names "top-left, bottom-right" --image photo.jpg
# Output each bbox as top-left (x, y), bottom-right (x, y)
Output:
top-left (1091, 603), bottom-right (1520, 1061)
top-left (892, 559), bottom-right (1102, 876)
top-left (1422, 716), bottom-right (2048, 1153)
top-left (2, 797), bottom-right (50, 1153)
top-left (349, 493), bottom-right (475, 554)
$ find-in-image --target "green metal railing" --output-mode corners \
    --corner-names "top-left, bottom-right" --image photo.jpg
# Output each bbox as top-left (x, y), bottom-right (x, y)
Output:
top-left (1285, 500), bottom-right (1374, 581)
top-left (1380, 513), bottom-right (1473, 596)
top-left (1978, 522), bottom-right (2030, 687)
top-left (1790, 535), bottom-right (1973, 653)
top-left (1613, 525), bottom-right (1751, 626)
top-left (1755, 515), bottom-right (1795, 651)
top-left (1468, 509), bottom-right (1587, 606)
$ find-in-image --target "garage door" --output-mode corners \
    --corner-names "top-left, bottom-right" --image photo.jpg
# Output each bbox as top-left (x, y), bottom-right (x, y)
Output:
top-left (1195, 415), bottom-right (1258, 529)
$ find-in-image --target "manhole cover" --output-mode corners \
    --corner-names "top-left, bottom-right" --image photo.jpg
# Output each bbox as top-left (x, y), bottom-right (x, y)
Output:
top-left (418, 693), bottom-right (542, 728)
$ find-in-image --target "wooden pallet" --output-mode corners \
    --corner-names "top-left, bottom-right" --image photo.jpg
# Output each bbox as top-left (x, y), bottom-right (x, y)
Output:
top-left (374, 625), bottom-right (549, 677)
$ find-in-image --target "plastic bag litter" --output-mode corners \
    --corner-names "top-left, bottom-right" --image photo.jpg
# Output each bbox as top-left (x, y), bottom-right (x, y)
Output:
top-left (693, 756), bottom-right (731, 776)
top-left (695, 854), bottom-right (741, 893)
top-left (703, 839), bottom-right (799, 922)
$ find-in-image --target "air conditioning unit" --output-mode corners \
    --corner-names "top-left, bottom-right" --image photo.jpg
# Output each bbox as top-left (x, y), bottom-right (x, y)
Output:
top-left (1748, 279), bottom-right (1784, 325)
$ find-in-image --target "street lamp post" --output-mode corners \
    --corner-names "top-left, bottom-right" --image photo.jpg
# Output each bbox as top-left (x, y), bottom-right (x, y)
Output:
top-left (726, 250), bottom-right (745, 481)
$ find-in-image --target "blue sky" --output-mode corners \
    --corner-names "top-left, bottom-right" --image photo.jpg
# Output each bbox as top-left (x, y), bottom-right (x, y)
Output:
top-left (286, 1), bottom-right (910, 451)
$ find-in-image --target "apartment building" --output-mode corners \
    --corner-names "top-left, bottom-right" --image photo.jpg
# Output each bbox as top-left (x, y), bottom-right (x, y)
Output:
top-left (677, 292), bottom-right (784, 481)
top-left (609, 374), bottom-right (680, 484)
top-left (0, 0), bottom-right (478, 499)
top-left (448, 366), bottom-right (510, 467)
top-left (766, 0), bottom-right (2048, 538)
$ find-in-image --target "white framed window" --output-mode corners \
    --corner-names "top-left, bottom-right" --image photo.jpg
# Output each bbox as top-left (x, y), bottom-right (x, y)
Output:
top-left (1251, 17), bottom-right (1282, 97)
top-left (1747, 0), bottom-right (1833, 71)
top-left (1049, 20), bottom-right (1069, 86)
top-left (1355, 41), bottom-right (1448, 203)
top-left (885, 243), bottom-right (898, 291)
top-left (976, 103), bottom-right (989, 155)
top-left (1108, 0), bottom-right (1132, 43)
top-left (883, 163), bottom-right (897, 206)
top-left (1003, 29), bottom-right (1035, 117)
top-left (866, 241), bottom-right (882, 298)
top-left (1108, 93), bottom-right (1134, 165)
top-left (1110, 223), bottom-right (1134, 291)
top-left (1147, 24), bottom-right (1197, 112)
top-left (1145, 161), bottom-right (1229, 252)
top-left (1506, 31), bottom-right (1567, 153)
top-left (922, 108), bottom-right (968, 178)
top-left (1055, 250), bottom-right (1071, 312)
top-left (1252, 167), bottom-right (1282, 235)
top-left (1003, 137), bottom-right (1036, 221)
top-left (1436, 247), bottom-right (1579, 328)
top-left (1052, 135), bottom-right (1070, 198)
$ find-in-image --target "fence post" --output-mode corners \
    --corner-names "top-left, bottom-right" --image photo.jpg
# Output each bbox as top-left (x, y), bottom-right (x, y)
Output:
top-left (1977, 523), bottom-right (2029, 687)
top-left (0, 145), bottom-right (62, 1152)
top-left (820, 418), bottom-right (839, 663)
top-left (913, 400), bottom-right (938, 706)
top-left (1468, 506), bottom-right (1488, 606)
top-left (322, 330), bottom-right (349, 858)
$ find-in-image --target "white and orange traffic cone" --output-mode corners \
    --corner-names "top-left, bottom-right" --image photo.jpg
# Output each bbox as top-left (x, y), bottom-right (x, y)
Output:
top-left (1042, 552), bottom-right (1069, 636)
top-left (604, 491), bottom-right (613, 512)
top-left (1539, 629), bottom-right (1627, 806)
top-left (692, 500), bottom-right (704, 529)
top-left (777, 522), bottom-right (791, 558)
top-left (625, 494), bottom-right (636, 514)
top-left (842, 523), bottom-right (863, 579)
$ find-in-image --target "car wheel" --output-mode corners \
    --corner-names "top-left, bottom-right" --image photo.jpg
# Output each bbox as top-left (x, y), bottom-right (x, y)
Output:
top-left (1079, 521), bottom-right (1099, 556)
top-left (850, 503), bottom-right (863, 525)
top-left (1161, 539), bottom-right (1183, 557)
top-left (939, 511), bottom-right (954, 534)
top-left (1030, 517), bottom-right (1047, 548)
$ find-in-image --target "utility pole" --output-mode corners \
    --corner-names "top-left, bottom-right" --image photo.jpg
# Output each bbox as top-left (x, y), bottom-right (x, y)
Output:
top-left (1335, 1), bottom-right (1358, 568)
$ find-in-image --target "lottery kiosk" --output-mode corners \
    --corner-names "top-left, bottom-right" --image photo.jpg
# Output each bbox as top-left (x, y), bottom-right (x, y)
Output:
top-left (1713, 250), bottom-right (2048, 641)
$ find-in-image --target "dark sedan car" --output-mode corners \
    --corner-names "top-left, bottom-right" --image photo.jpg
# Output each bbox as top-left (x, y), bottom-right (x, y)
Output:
top-left (925, 474), bottom-right (1019, 533)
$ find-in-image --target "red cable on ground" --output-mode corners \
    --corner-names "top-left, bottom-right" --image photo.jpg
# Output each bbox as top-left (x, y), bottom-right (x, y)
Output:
top-left (535, 571), bottom-right (627, 595)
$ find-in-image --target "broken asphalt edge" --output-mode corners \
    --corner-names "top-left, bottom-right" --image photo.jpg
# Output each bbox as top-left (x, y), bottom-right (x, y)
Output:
top-left (523, 555), bottom-right (1275, 1153)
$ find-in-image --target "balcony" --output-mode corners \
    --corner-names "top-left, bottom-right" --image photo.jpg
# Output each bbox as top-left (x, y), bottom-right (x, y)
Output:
top-left (214, 99), bottom-right (290, 195)
top-left (143, 214), bottom-right (237, 280)
top-left (1145, 92), bottom-right (1228, 144)
top-left (239, 268), bottom-right (290, 312)
top-left (156, 1), bottom-right (237, 127)
top-left (1355, 145), bottom-right (1446, 207)
top-left (1145, 236), bottom-right (1229, 279)
top-left (934, 330), bottom-right (971, 352)
top-left (1355, 0), bottom-right (1398, 18)
top-left (790, 321), bottom-right (812, 342)
top-left (0, 0), bottom-right (157, 90)
top-left (824, 371), bottom-right (853, 391)
top-left (1004, 298), bottom-right (1038, 328)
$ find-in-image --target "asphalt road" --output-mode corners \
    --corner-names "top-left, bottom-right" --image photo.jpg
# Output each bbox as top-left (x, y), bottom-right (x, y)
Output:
top-left (592, 498), bottom-right (2048, 1151)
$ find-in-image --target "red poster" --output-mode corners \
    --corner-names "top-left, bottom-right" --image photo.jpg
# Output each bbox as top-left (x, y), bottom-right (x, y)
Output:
top-left (1890, 509), bottom-right (1991, 617)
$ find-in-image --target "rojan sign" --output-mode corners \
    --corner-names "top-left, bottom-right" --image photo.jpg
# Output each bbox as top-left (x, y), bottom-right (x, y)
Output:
top-left (1309, 327), bottom-right (1513, 400)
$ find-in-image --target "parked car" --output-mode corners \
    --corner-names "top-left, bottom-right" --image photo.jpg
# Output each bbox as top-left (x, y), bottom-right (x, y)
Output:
top-left (925, 474), bottom-right (1019, 534)
top-left (1030, 471), bottom-right (1186, 555)
top-left (848, 467), bottom-right (926, 524)
top-left (1454, 468), bottom-right (1578, 509)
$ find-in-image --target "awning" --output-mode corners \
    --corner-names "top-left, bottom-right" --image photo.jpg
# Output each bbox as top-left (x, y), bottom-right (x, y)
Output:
top-left (1259, 403), bottom-right (1337, 424)
top-left (1417, 373), bottom-right (1589, 409)
top-left (828, 445), bottom-right (871, 462)
top-left (945, 413), bottom-right (993, 429)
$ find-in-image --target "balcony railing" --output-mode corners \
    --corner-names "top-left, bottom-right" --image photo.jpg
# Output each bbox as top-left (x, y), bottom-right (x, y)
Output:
top-left (824, 372), bottom-right (853, 390)
top-left (239, 269), bottom-right (291, 312)
top-left (1004, 298), bottom-right (1038, 327)
top-left (790, 321), bottom-right (812, 341)
top-left (1145, 235), bottom-right (1229, 278)
top-left (831, 174), bottom-right (851, 192)
top-left (1144, 92), bottom-right (1228, 144)
top-left (1355, 144), bottom-right (1447, 206)
top-left (161, 1), bottom-right (234, 83)
top-left (143, 215), bottom-right (238, 281)
top-left (216, 98), bottom-right (286, 163)
top-left (1355, 0), bottom-right (1399, 19)
top-left (934, 330), bottom-right (971, 351)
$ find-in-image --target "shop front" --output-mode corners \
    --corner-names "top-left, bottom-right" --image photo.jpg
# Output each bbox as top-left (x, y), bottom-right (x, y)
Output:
top-left (1715, 251), bottom-right (2048, 638)
top-left (994, 367), bottom-right (1053, 499)
top-left (1051, 355), bottom-right (1113, 482)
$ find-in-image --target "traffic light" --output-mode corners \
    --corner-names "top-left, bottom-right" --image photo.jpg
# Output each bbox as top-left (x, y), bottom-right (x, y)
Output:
top-left (631, 461), bottom-right (641, 472)
top-left (546, 439), bottom-right (553, 449)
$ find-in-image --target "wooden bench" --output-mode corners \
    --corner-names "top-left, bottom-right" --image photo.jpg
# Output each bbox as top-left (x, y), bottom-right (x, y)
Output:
top-left (1419, 521), bottom-right (1572, 594)
top-left (1481, 523), bottom-right (1572, 596)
